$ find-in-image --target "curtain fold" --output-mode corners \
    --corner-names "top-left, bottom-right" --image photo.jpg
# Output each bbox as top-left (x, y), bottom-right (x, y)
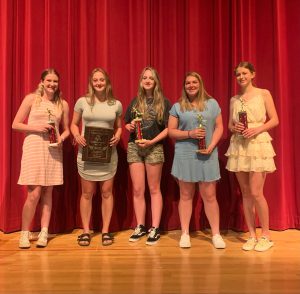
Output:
top-left (1, 0), bottom-right (299, 233)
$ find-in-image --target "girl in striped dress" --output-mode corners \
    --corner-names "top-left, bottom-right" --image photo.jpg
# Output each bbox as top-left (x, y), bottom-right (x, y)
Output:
top-left (12, 68), bottom-right (70, 249)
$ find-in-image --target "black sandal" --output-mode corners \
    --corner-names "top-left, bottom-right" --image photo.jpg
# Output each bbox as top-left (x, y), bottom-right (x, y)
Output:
top-left (102, 233), bottom-right (114, 246)
top-left (77, 233), bottom-right (91, 246)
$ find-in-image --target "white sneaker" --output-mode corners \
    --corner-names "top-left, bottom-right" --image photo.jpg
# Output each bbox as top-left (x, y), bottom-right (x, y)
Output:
top-left (19, 231), bottom-right (30, 249)
top-left (212, 234), bottom-right (226, 249)
top-left (254, 236), bottom-right (274, 252)
top-left (242, 237), bottom-right (257, 251)
top-left (179, 233), bottom-right (191, 248)
top-left (28, 232), bottom-right (35, 241)
top-left (36, 229), bottom-right (48, 247)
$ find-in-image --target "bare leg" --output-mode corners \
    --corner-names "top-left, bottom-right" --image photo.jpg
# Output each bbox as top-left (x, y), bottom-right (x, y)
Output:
top-left (100, 177), bottom-right (114, 234)
top-left (40, 186), bottom-right (54, 229)
top-left (21, 185), bottom-right (42, 230)
top-left (249, 172), bottom-right (269, 237)
top-left (236, 172), bottom-right (256, 238)
top-left (80, 178), bottom-right (96, 234)
top-left (178, 181), bottom-right (195, 234)
top-left (145, 163), bottom-right (163, 228)
top-left (199, 181), bottom-right (220, 236)
top-left (129, 162), bottom-right (146, 225)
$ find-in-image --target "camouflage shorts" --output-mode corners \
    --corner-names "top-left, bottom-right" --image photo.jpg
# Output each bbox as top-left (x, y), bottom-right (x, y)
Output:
top-left (127, 142), bottom-right (165, 164)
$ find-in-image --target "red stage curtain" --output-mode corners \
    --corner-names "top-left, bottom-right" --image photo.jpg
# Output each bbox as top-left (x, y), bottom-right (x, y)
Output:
top-left (1, 0), bottom-right (299, 233)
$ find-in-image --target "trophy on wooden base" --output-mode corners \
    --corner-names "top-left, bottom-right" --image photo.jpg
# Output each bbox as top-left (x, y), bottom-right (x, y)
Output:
top-left (47, 109), bottom-right (58, 147)
top-left (132, 107), bottom-right (146, 143)
top-left (238, 97), bottom-right (248, 136)
top-left (196, 113), bottom-right (207, 153)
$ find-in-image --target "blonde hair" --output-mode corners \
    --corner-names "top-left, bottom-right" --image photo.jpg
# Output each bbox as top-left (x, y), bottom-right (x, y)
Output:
top-left (34, 68), bottom-right (63, 109)
top-left (134, 67), bottom-right (165, 122)
top-left (85, 68), bottom-right (116, 106)
top-left (179, 71), bottom-right (211, 112)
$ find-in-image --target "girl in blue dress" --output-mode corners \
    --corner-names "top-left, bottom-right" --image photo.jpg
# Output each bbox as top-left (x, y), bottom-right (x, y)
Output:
top-left (168, 71), bottom-right (226, 249)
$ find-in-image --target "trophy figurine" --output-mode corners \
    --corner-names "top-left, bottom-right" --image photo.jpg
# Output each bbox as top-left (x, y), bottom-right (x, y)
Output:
top-left (196, 113), bottom-right (206, 153)
top-left (132, 107), bottom-right (145, 143)
top-left (47, 108), bottom-right (58, 147)
top-left (238, 97), bottom-right (248, 135)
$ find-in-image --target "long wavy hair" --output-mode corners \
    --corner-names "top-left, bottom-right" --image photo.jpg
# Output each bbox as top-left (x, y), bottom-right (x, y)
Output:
top-left (179, 71), bottom-right (211, 112)
top-left (134, 67), bottom-right (165, 122)
top-left (34, 68), bottom-right (63, 109)
top-left (85, 68), bottom-right (116, 106)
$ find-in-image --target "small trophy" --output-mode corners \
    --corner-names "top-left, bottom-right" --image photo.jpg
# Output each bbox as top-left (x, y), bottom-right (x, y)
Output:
top-left (47, 108), bottom-right (58, 147)
top-left (196, 113), bottom-right (206, 153)
top-left (132, 107), bottom-right (145, 143)
top-left (238, 97), bottom-right (248, 134)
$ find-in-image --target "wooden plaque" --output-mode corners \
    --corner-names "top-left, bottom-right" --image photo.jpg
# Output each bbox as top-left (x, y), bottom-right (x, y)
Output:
top-left (82, 127), bottom-right (114, 163)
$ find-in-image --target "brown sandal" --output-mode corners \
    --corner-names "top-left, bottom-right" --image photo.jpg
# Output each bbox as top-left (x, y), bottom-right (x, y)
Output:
top-left (77, 233), bottom-right (91, 246)
top-left (102, 233), bottom-right (114, 246)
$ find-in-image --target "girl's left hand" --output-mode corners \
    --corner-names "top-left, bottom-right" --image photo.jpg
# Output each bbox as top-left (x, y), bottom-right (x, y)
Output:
top-left (57, 136), bottom-right (64, 147)
top-left (198, 144), bottom-right (214, 154)
top-left (137, 139), bottom-right (152, 148)
top-left (110, 135), bottom-right (121, 146)
top-left (242, 127), bottom-right (261, 138)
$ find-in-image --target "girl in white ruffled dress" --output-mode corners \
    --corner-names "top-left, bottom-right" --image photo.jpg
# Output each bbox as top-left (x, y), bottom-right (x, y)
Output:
top-left (225, 62), bottom-right (279, 252)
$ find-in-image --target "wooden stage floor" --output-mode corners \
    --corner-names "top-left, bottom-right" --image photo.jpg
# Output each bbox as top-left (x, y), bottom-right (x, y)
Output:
top-left (1, 229), bottom-right (299, 294)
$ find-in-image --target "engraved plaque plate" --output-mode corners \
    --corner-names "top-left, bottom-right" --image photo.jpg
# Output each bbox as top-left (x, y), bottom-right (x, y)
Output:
top-left (82, 127), bottom-right (114, 163)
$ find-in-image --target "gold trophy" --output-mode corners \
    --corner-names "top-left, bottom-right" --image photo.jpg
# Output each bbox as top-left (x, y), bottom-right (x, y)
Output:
top-left (196, 113), bottom-right (206, 153)
top-left (238, 97), bottom-right (248, 135)
top-left (47, 108), bottom-right (58, 147)
top-left (132, 107), bottom-right (145, 143)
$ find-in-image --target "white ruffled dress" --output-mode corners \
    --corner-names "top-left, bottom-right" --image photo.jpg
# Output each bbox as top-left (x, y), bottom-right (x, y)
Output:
top-left (225, 94), bottom-right (276, 172)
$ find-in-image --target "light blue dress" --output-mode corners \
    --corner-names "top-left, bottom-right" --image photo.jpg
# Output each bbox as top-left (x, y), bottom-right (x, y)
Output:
top-left (170, 99), bottom-right (221, 182)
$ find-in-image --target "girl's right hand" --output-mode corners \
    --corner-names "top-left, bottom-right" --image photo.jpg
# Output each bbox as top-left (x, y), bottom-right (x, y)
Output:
top-left (125, 120), bottom-right (136, 133)
top-left (233, 122), bottom-right (246, 133)
top-left (73, 134), bottom-right (87, 147)
top-left (34, 123), bottom-right (54, 133)
top-left (189, 128), bottom-right (206, 139)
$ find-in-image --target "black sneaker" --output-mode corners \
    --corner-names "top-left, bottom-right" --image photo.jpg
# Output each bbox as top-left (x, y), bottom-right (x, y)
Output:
top-left (129, 224), bottom-right (147, 242)
top-left (146, 227), bottom-right (160, 245)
